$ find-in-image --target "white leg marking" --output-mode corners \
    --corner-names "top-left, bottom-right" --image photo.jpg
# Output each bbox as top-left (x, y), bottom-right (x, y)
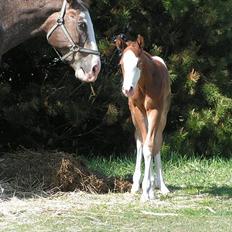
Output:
top-left (154, 152), bottom-right (170, 194)
top-left (131, 137), bottom-right (143, 194)
top-left (148, 158), bottom-right (155, 199)
top-left (141, 145), bottom-right (153, 202)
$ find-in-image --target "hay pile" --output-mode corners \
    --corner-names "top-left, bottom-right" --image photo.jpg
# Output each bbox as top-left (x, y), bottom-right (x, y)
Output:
top-left (0, 149), bottom-right (131, 198)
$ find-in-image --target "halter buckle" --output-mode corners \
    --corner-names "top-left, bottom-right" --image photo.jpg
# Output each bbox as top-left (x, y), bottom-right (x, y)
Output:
top-left (57, 18), bottom-right (64, 25)
top-left (71, 45), bottom-right (80, 52)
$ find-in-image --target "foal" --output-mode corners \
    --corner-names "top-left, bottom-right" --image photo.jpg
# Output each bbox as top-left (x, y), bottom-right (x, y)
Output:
top-left (115, 35), bottom-right (171, 201)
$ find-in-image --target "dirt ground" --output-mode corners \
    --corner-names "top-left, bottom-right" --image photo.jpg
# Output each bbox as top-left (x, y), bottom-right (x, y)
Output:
top-left (0, 148), bottom-right (131, 199)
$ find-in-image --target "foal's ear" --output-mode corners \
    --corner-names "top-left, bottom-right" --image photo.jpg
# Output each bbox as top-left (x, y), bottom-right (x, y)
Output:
top-left (114, 37), bottom-right (127, 52)
top-left (67, 0), bottom-right (73, 4)
top-left (136, 34), bottom-right (144, 48)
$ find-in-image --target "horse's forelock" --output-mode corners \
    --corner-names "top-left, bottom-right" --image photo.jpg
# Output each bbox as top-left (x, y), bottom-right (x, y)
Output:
top-left (76, 0), bottom-right (90, 10)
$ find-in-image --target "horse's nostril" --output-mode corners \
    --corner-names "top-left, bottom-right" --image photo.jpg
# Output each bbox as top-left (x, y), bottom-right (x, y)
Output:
top-left (92, 64), bottom-right (98, 74)
top-left (122, 86), bottom-right (134, 97)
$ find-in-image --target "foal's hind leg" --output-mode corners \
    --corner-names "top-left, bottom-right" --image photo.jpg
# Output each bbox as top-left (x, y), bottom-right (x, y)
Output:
top-left (154, 151), bottom-right (169, 194)
top-left (153, 117), bottom-right (169, 194)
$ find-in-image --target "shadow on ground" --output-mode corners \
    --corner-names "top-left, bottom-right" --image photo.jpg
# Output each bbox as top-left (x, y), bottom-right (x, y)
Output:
top-left (168, 185), bottom-right (232, 198)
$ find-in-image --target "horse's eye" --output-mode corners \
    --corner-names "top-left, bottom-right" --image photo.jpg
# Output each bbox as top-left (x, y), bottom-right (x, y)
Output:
top-left (78, 21), bottom-right (87, 31)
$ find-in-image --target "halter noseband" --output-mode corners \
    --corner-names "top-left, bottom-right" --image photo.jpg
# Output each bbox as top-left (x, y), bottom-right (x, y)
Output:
top-left (46, 0), bottom-right (100, 63)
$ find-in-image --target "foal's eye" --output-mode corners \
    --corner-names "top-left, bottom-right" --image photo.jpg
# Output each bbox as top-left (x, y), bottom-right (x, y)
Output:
top-left (78, 21), bottom-right (87, 31)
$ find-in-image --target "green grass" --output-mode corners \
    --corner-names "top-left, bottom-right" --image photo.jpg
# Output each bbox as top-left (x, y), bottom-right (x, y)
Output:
top-left (86, 152), bottom-right (232, 197)
top-left (0, 153), bottom-right (232, 232)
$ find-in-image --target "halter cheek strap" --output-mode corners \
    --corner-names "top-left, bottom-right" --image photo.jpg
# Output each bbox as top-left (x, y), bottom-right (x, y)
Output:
top-left (46, 0), bottom-right (100, 63)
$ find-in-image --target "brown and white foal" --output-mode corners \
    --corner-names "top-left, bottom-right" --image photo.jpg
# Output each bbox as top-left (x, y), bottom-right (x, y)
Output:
top-left (115, 35), bottom-right (171, 201)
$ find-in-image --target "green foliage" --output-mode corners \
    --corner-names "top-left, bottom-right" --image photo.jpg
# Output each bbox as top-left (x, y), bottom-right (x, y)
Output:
top-left (0, 0), bottom-right (231, 156)
top-left (159, 0), bottom-right (232, 156)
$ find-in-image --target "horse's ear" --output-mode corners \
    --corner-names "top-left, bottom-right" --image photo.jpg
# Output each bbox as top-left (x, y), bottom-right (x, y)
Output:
top-left (137, 34), bottom-right (144, 48)
top-left (114, 37), bottom-right (127, 53)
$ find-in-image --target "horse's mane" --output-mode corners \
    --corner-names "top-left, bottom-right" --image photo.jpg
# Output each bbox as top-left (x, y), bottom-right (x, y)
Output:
top-left (143, 51), bottom-right (153, 60)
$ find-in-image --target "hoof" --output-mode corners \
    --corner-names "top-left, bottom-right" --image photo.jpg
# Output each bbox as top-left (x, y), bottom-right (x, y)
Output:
top-left (148, 189), bottom-right (155, 200)
top-left (140, 190), bottom-right (155, 202)
top-left (140, 194), bottom-right (149, 203)
top-left (160, 186), bottom-right (170, 195)
top-left (131, 184), bottom-right (140, 194)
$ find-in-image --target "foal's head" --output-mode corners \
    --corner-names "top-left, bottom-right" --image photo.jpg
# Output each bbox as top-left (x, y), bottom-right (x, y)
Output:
top-left (115, 34), bottom-right (144, 97)
top-left (42, 0), bottom-right (100, 82)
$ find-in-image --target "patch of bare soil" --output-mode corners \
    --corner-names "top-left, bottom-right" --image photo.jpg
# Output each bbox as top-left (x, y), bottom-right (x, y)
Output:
top-left (0, 149), bottom-right (131, 198)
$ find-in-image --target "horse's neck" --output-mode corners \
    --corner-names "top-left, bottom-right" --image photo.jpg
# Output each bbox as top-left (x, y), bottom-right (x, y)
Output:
top-left (0, 0), bottom-right (63, 55)
top-left (139, 52), bottom-right (153, 85)
top-left (135, 52), bottom-right (159, 97)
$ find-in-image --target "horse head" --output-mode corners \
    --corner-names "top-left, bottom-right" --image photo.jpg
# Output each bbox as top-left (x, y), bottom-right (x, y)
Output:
top-left (114, 34), bottom-right (144, 97)
top-left (42, 0), bottom-right (101, 82)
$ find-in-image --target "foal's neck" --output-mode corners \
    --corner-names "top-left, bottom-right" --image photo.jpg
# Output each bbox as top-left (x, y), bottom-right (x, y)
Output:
top-left (0, 0), bottom-right (63, 55)
top-left (136, 51), bottom-right (157, 92)
top-left (140, 51), bottom-right (154, 76)
top-left (141, 51), bottom-right (153, 66)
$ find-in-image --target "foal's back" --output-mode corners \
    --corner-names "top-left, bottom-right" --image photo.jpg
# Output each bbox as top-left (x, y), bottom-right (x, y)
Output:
top-left (152, 55), bottom-right (171, 100)
top-left (140, 53), bottom-right (171, 110)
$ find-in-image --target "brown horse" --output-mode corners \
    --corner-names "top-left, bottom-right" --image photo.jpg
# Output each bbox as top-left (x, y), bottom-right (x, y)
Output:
top-left (0, 0), bottom-right (100, 82)
top-left (115, 35), bottom-right (171, 201)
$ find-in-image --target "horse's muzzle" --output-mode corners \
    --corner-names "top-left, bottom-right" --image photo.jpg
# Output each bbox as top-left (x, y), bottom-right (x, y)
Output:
top-left (75, 61), bottom-right (101, 82)
top-left (122, 86), bottom-right (134, 97)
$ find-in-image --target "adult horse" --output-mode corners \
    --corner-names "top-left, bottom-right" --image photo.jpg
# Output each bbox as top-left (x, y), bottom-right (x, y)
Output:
top-left (0, 0), bottom-right (101, 82)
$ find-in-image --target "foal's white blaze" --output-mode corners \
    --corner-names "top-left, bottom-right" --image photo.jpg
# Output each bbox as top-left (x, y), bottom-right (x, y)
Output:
top-left (122, 50), bottom-right (141, 97)
top-left (73, 10), bottom-right (101, 82)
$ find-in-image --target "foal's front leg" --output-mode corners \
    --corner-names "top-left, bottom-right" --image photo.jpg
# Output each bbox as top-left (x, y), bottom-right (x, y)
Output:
top-left (129, 107), bottom-right (147, 195)
top-left (141, 109), bottom-right (160, 201)
top-left (131, 134), bottom-right (143, 194)
top-left (141, 145), bottom-right (153, 201)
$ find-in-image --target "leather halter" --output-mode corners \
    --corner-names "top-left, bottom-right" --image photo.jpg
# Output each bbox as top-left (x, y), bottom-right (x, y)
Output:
top-left (46, 0), bottom-right (100, 62)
